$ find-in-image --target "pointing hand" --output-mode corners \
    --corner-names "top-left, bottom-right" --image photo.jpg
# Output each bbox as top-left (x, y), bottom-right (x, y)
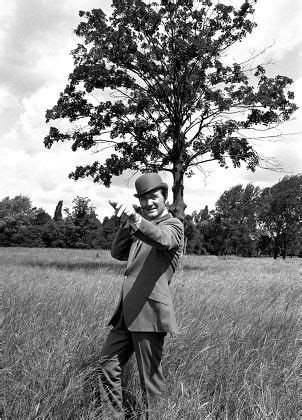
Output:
top-left (108, 200), bottom-right (139, 223)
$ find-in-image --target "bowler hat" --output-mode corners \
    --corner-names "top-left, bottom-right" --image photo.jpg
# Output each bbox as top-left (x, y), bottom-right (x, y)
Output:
top-left (134, 173), bottom-right (168, 198)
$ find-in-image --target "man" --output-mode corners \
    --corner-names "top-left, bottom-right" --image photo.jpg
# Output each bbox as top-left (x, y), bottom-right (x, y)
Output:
top-left (99, 172), bottom-right (184, 418)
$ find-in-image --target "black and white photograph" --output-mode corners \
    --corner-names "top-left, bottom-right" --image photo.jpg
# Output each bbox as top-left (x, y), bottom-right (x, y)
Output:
top-left (2, 0), bottom-right (301, 418)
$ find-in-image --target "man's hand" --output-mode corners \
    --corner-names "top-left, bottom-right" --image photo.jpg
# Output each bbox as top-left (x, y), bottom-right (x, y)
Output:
top-left (109, 200), bottom-right (139, 223)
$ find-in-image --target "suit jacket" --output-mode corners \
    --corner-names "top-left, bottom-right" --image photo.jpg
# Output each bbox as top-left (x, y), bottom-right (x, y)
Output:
top-left (108, 213), bottom-right (184, 332)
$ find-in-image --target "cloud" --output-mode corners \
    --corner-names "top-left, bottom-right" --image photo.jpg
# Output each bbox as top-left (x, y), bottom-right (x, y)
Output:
top-left (0, 144), bottom-right (110, 219)
top-left (0, 0), bottom-right (110, 98)
top-left (2, 86), bottom-right (61, 156)
top-left (273, 43), bottom-right (302, 80)
top-left (226, 0), bottom-right (302, 77)
top-left (0, 85), bottom-right (20, 111)
top-left (0, 0), bottom-right (16, 45)
top-left (253, 0), bottom-right (302, 60)
top-left (0, 1), bottom-right (68, 96)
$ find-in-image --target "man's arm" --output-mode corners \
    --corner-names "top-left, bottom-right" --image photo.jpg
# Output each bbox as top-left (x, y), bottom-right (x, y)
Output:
top-left (108, 199), bottom-right (183, 252)
top-left (111, 227), bottom-right (133, 261)
top-left (134, 217), bottom-right (184, 250)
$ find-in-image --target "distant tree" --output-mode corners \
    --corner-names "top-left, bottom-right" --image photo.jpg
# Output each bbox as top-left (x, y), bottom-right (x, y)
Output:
top-left (101, 215), bottom-right (120, 249)
top-left (0, 197), bottom-right (53, 247)
top-left (204, 213), bottom-right (225, 255)
top-left (13, 208), bottom-right (53, 247)
top-left (30, 208), bottom-right (52, 226)
top-left (184, 214), bottom-right (196, 253)
top-left (259, 175), bottom-right (301, 259)
top-left (44, 0), bottom-right (297, 220)
top-left (0, 195), bottom-right (32, 221)
top-left (11, 226), bottom-right (45, 248)
top-left (199, 205), bottom-right (209, 222)
top-left (42, 221), bottom-right (67, 248)
top-left (256, 232), bottom-right (273, 256)
top-left (185, 206), bottom-right (211, 254)
top-left (0, 194), bottom-right (107, 249)
top-left (0, 196), bottom-right (34, 246)
top-left (53, 200), bottom-right (63, 221)
top-left (214, 183), bottom-right (261, 256)
top-left (64, 196), bottom-right (103, 248)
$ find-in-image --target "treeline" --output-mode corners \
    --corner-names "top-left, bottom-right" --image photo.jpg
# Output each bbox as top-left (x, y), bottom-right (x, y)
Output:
top-left (185, 175), bottom-right (301, 258)
top-left (0, 196), bottom-right (118, 250)
top-left (0, 175), bottom-right (300, 258)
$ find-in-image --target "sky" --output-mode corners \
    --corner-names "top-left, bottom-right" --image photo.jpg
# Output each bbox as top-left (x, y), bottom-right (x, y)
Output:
top-left (0, 0), bottom-right (301, 220)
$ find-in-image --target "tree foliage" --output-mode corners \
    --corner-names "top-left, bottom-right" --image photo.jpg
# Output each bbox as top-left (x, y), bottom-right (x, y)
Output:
top-left (183, 176), bottom-right (301, 257)
top-left (214, 183), bottom-right (261, 256)
top-left (1, 175), bottom-right (300, 257)
top-left (258, 174), bottom-right (301, 259)
top-left (64, 196), bottom-right (104, 248)
top-left (53, 200), bottom-right (63, 221)
top-left (0, 196), bottom-right (105, 250)
top-left (44, 0), bottom-right (297, 220)
top-left (0, 196), bottom-right (36, 246)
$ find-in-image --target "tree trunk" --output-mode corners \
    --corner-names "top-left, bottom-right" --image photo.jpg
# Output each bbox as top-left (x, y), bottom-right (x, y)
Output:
top-left (169, 166), bottom-right (187, 221)
top-left (273, 243), bottom-right (279, 259)
top-left (282, 240), bottom-right (287, 260)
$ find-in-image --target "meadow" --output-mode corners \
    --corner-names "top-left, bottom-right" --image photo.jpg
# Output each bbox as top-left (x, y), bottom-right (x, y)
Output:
top-left (2, 247), bottom-right (301, 419)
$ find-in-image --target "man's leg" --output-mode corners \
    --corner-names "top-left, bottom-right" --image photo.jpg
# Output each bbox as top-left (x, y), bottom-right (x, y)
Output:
top-left (100, 327), bottom-right (134, 414)
top-left (132, 332), bottom-right (166, 417)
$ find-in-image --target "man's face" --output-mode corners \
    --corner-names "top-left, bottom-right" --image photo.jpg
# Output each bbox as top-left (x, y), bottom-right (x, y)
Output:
top-left (139, 189), bottom-right (166, 220)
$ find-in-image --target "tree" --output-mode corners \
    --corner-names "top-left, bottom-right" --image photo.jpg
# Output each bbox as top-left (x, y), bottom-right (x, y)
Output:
top-left (30, 208), bottom-right (52, 226)
top-left (64, 196), bottom-right (103, 248)
top-left (53, 200), bottom-right (63, 221)
top-left (11, 226), bottom-right (45, 248)
top-left (0, 196), bottom-right (53, 247)
top-left (41, 221), bottom-right (67, 248)
top-left (259, 175), bottom-right (301, 259)
top-left (101, 215), bottom-right (120, 249)
top-left (214, 183), bottom-right (261, 256)
top-left (184, 206), bottom-right (211, 254)
top-left (184, 213), bottom-right (196, 253)
top-left (0, 195), bottom-right (33, 221)
top-left (44, 0), bottom-right (297, 220)
top-left (0, 196), bottom-right (34, 246)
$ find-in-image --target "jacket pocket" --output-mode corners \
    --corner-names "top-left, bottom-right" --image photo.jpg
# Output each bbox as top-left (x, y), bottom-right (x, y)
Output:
top-left (147, 290), bottom-right (170, 306)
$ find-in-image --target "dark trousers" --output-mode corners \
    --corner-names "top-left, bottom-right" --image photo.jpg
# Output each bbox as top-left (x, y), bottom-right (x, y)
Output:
top-left (99, 318), bottom-right (166, 418)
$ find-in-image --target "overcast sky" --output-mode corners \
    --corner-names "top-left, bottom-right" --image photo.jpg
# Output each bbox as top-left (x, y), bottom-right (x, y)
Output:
top-left (1, 0), bottom-right (301, 220)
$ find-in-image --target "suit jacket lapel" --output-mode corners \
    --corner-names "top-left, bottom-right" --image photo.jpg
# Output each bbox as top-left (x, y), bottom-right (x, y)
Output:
top-left (126, 238), bottom-right (142, 270)
top-left (125, 213), bottom-right (172, 273)
top-left (133, 239), bottom-right (143, 259)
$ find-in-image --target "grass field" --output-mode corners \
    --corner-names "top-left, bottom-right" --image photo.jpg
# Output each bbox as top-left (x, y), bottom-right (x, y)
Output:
top-left (2, 247), bottom-right (301, 419)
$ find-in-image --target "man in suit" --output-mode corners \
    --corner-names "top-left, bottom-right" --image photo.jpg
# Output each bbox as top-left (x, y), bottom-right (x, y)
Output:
top-left (99, 172), bottom-right (184, 418)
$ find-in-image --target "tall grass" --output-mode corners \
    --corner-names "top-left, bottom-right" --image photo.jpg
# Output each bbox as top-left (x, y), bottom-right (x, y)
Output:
top-left (2, 248), bottom-right (301, 418)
